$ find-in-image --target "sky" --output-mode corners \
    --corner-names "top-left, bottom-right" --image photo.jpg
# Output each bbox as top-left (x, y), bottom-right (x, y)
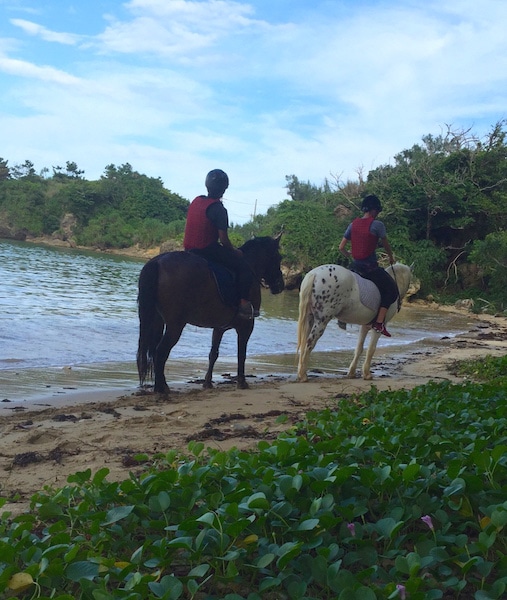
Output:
top-left (1, 1), bottom-right (506, 224)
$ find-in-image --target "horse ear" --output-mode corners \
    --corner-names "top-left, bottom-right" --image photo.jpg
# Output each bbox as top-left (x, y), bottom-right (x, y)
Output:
top-left (274, 228), bottom-right (283, 242)
top-left (409, 262), bottom-right (415, 272)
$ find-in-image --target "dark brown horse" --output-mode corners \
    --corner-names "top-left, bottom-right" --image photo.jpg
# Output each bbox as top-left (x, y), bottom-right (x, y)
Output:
top-left (137, 235), bottom-right (284, 394)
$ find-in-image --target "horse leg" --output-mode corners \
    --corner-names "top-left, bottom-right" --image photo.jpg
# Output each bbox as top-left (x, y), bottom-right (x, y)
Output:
top-left (204, 328), bottom-right (226, 389)
top-left (361, 329), bottom-right (381, 380)
top-left (153, 324), bottom-right (185, 394)
top-left (236, 322), bottom-right (254, 389)
top-left (347, 325), bottom-right (371, 379)
top-left (297, 315), bottom-right (331, 382)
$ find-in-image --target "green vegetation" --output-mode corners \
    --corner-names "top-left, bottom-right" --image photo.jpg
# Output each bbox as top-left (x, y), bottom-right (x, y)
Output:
top-left (2, 121), bottom-right (507, 308)
top-left (1, 357), bottom-right (507, 598)
top-left (0, 161), bottom-right (189, 250)
top-left (449, 354), bottom-right (507, 386)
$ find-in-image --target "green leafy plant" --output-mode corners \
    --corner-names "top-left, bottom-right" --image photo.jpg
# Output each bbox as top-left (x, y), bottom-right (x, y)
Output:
top-left (449, 354), bottom-right (507, 386)
top-left (1, 370), bottom-right (507, 598)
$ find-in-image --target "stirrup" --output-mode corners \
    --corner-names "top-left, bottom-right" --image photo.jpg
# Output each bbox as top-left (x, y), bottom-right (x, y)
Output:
top-left (372, 322), bottom-right (391, 337)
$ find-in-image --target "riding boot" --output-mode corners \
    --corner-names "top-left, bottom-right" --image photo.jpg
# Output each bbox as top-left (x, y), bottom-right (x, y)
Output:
top-left (371, 322), bottom-right (391, 337)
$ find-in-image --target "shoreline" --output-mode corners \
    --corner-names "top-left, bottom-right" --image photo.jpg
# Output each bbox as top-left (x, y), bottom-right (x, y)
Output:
top-left (0, 317), bottom-right (484, 413)
top-left (1, 308), bottom-right (506, 515)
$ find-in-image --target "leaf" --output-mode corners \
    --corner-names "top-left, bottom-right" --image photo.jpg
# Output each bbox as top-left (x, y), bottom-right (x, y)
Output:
top-left (479, 515), bottom-right (491, 530)
top-left (8, 572), bottom-right (34, 592)
top-left (91, 467), bottom-right (111, 485)
top-left (297, 518), bottom-right (320, 531)
top-left (66, 561), bottom-right (100, 582)
top-left (247, 492), bottom-right (270, 510)
top-left (148, 574), bottom-right (184, 599)
top-left (276, 541), bottom-right (302, 570)
top-left (373, 465), bottom-right (391, 484)
top-left (491, 508), bottom-right (507, 529)
top-left (259, 576), bottom-right (282, 591)
top-left (256, 553), bottom-right (275, 569)
top-left (402, 462), bottom-right (420, 482)
top-left (374, 517), bottom-right (404, 539)
top-left (188, 564), bottom-right (210, 577)
top-left (196, 512), bottom-right (216, 526)
top-left (443, 477), bottom-right (466, 497)
top-left (102, 505), bottom-right (134, 525)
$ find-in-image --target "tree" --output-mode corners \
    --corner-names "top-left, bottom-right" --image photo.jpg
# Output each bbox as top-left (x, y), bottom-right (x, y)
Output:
top-left (470, 231), bottom-right (507, 308)
top-left (0, 158), bottom-right (10, 180)
top-left (11, 160), bottom-right (37, 180)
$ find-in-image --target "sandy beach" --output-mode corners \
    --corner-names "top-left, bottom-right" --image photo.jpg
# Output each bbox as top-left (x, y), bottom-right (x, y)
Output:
top-left (1, 305), bottom-right (506, 516)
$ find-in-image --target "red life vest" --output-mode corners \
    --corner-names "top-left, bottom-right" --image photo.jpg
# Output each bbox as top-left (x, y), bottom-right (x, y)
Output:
top-left (183, 196), bottom-right (220, 250)
top-left (350, 217), bottom-right (378, 260)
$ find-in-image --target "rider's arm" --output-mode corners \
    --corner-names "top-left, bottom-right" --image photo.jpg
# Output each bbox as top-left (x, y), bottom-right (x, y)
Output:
top-left (209, 203), bottom-right (243, 256)
top-left (339, 237), bottom-right (351, 260)
top-left (380, 237), bottom-right (395, 264)
top-left (372, 220), bottom-right (395, 264)
top-left (218, 228), bottom-right (235, 251)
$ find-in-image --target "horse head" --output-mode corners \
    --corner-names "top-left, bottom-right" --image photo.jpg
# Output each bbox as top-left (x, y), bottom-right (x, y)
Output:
top-left (241, 236), bottom-right (285, 295)
top-left (387, 262), bottom-right (413, 299)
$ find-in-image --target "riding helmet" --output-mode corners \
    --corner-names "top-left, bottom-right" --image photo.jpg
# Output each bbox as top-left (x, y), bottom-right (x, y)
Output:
top-left (361, 194), bottom-right (382, 213)
top-left (205, 169), bottom-right (229, 198)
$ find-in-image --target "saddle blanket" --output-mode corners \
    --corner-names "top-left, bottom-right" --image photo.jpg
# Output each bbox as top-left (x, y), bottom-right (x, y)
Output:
top-left (353, 272), bottom-right (381, 312)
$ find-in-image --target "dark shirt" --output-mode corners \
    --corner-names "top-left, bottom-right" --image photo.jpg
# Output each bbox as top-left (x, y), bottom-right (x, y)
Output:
top-left (206, 201), bottom-right (229, 231)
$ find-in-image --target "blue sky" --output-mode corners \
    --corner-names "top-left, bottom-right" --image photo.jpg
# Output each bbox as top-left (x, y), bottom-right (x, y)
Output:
top-left (1, 1), bottom-right (506, 224)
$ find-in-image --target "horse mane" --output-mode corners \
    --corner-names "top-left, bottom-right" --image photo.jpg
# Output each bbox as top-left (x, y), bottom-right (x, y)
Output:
top-left (240, 236), bottom-right (272, 253)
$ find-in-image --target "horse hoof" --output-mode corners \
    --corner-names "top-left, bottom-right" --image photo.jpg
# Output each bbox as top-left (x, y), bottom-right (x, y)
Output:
top-left (346, 372), bottom-right (356, 379)
top-left (363, 374), bottom-right (373, 381)
top-left (297, 375), bottom-right (309, 383)
top-left (203, 381), bottom-right (214, 389)
top-left (154, 382), bottom-right (170, 394)
top-left (237, 381), bottom-right (249, 390)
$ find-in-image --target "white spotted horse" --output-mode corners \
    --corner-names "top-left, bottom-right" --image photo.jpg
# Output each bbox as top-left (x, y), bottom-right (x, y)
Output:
top-left (296, 262), bottom-right (413, 381)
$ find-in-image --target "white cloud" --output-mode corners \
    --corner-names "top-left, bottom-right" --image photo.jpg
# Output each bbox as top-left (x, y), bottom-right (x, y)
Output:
top-left (0, 55), bottom-right (81, 84)
top-left (11, 18), bottom-right (82, 45)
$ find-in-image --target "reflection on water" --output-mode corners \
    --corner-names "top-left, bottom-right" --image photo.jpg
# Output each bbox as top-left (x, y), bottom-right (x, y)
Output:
top-left (0, 239), bottom-right (478, 403)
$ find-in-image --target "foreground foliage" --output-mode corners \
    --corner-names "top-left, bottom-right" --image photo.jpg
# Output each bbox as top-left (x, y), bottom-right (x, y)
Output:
top-left (449, 354), bottom-right (507, 387)
top-left (1, 377), bottom-right (507, 599)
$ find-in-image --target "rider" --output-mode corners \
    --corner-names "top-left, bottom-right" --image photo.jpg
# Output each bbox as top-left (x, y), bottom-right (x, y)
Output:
top-left (338, 194), bottom-right (398, 337)
top-left (183, 169), bottom-right (258, 319)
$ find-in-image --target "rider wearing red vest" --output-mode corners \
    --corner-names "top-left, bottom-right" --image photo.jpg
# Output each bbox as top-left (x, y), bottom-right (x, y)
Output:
top-left (339, 194), bottom-right (398, 337)
top-left (183, 169), bottom-right (257, 319)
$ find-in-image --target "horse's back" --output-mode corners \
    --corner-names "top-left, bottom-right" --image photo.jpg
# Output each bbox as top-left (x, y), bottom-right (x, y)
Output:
top-left (303, 264), bottom-right (379, 325)
top-left (146, 250), bottom-right (212, 288)
top-left (305, 264), bottom-right (358, 296)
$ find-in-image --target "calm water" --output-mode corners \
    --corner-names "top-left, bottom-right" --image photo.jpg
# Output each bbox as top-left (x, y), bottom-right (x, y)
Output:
top-left (0, 239), bottom-right (477, 402)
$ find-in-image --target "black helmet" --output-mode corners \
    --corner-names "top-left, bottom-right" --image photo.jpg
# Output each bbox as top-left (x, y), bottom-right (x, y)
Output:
top-left (361, 194), bottom-right (382, 213)
top-left (205, 169), bottom-right (229, 198)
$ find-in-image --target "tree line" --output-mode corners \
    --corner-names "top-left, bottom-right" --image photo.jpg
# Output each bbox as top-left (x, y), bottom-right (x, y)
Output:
top-left (1, 121), bottom-right (507, 311)
top-left (0, 161), bottom-right (189, 249)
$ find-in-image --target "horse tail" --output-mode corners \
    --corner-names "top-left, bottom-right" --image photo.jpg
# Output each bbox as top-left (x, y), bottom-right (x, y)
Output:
top-left (296, 271), bottom-right (315, 381)
top-left (137, 259), bottom-right (163, 386)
